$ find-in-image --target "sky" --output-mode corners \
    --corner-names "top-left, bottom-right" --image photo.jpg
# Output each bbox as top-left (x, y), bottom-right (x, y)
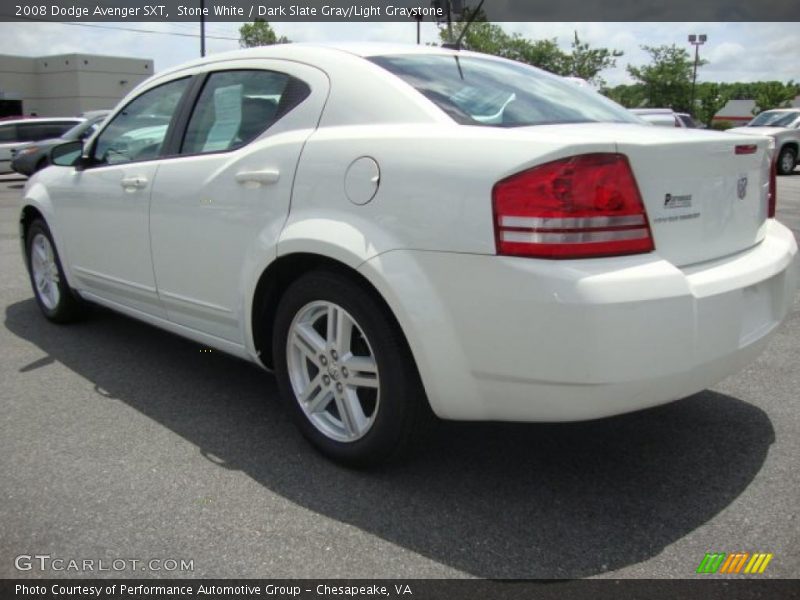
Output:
top-left (0, 21), bottom-right (797, 87)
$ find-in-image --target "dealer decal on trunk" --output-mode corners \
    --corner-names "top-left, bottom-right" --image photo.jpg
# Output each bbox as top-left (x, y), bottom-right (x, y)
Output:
top-left (664, 193), bottom-right (693, 209)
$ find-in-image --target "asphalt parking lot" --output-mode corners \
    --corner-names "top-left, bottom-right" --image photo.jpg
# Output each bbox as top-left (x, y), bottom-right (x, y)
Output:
top-left (1, 168), bottom-right (799, 580)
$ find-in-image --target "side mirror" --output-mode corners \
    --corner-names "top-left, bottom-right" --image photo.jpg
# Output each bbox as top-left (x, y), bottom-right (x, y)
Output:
top-left (50, 141), bottom-right (86, 169)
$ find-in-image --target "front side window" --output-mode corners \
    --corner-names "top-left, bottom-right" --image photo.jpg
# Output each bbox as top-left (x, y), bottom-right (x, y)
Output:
top-left (92, 77), bottom-right (189, 165)
top-left (369, 54), bottom-right (639, 128)
top-left (181, 70), bottom-right (308, 155)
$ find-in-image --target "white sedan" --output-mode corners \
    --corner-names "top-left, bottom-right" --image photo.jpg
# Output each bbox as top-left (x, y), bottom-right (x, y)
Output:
top-left (20, 44), bottom-right (799, 466)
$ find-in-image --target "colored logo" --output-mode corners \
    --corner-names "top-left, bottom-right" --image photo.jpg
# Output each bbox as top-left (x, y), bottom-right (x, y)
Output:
top-left (696, 552), bottom-right (773, 574)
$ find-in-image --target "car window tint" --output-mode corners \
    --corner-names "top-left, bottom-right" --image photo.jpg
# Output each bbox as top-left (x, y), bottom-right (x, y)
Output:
top-left (181, 70), bottom-right (309, 155)
top-left (370, 54), bottom-right (639, 128)
top-left (93, 77), bottom-right (189, 165)
top-left (749, 111), bottom-right (800, 128)
top-left (17, 121), bottom-right (79, 141)
top-left (0, 124), bottom-right (16, 142)
top-left (62, 119), bottom-right (98, 141)
top-left (45, 121), bottom-right (81, 137)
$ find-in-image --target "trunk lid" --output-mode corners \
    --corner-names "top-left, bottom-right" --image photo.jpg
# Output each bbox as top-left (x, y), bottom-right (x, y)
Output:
top-left (617, 127), bottom-right (770, 267)
top-left (521, 124), bottom-right (771, 267)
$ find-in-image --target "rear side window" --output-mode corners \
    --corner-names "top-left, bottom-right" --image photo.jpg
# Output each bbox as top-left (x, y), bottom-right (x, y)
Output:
top-left (17, 121), bottom-right (79, 141)
top-left (181, 69), bottom-right (310, 155)
top-left (369, 54), bottom-right (638, 128)
top-left (0, 124), bottom-right (16, 142)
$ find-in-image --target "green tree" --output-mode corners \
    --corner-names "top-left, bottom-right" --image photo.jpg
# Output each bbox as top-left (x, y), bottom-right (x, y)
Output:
top-left (752, 81), bottom-right (797, 113)
top-left (694, 83), bottom-right (730, 126)
top-left (239, 19), bottom-right (289, 48)
top-left (627, 44), bottom-right (699, 112)
top-left (441, 9), bottom-right (563, 70)
top-left (564, 32), bottom-right (623, 87)
top-left (602, 84), bottom-right (646, 108)
top-left (440, 14), bottom-right (620, 82)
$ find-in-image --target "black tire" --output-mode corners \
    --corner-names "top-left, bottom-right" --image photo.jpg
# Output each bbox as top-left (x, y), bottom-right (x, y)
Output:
top-left (272, 269), bottom-right (431, 467)
top-left (26, 218), bottom-right (85, 323)
top-left (777, 146), bottom-right (797, 176)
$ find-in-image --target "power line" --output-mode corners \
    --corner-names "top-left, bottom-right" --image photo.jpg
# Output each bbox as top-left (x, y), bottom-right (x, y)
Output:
top-left (2, 15), bottom-right (242, 41)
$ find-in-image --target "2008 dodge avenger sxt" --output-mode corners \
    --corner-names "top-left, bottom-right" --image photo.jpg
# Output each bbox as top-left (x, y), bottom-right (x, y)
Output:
top-left (19, 43), bottom-right (798, 465)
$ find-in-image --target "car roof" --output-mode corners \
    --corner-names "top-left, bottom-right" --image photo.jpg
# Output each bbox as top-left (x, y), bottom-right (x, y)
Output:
top-left (0, 117), bottom-right (83, 125)
top-left (150, 42), bottom-right (473, 82)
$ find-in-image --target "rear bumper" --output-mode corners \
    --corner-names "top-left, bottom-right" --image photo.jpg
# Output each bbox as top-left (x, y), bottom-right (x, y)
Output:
top-left (360, 220), bottom-right (798, 421)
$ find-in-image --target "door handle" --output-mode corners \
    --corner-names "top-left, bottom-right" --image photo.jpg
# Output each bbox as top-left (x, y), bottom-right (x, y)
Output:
top-left (235, 169), bottom-right (280, 186)
top-left (120, 176), bottom-right (148, 190)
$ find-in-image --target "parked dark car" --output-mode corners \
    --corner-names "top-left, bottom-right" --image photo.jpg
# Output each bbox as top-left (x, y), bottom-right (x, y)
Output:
top-left (10, 112), bottom-right (109, 176)
top-left (0, 117), bottom-right (84, 173)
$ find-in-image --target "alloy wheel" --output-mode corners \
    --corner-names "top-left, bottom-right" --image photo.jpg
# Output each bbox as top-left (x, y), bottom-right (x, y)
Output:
top-left (30, 233), bottom-right (61, 310)
top-left (286, 300), bottom-right (380, 442)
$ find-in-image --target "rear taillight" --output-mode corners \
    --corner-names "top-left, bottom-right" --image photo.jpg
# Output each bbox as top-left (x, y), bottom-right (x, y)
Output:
top-left (492, 153), bottom-right (654, 259)
top-left (768, 153), bottom-right (777, 218)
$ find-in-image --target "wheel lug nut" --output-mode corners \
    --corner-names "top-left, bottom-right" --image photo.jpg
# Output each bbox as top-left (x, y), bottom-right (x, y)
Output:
top-left (322, 375), bottom-right (331, 385)
top-left (336, 382), bottom-right (343, 392)
top-left (320, 355), bottom-right (328, 366)
top-left (341, 367), bottom-right (349, 377)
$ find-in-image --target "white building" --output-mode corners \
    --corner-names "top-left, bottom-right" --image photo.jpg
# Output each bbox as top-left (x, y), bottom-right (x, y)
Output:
top-left (0, 53), bottom-right (154, 118)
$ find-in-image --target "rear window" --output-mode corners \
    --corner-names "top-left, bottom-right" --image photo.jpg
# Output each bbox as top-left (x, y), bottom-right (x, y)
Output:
top-left (369, 54), bottom-right (638, 128)
top-left (0, 124), bottom-right (16, 142)
top-left (748, 111), bottom-right (800, 128)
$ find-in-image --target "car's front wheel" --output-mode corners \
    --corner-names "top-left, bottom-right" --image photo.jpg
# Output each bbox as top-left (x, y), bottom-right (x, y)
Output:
top-left (273, 270), bottom-right (429, 467)
top-left (26, 218), bottom-right (85, 323)
top-left (777, 146), bottom-right (797, 176)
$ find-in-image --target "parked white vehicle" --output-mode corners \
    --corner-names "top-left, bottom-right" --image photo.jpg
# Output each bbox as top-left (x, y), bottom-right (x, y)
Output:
top-left (727, 108), bottom-right (800, 175)
top-left (20, 44), bottom-right (799, 465)
top-left (630, 108), bottom-right (702, 128)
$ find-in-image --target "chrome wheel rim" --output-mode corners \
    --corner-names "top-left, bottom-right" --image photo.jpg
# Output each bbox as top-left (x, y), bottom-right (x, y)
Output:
top-left (31, 233), bottom-right (60, 310)
top-left (780, 151), bottom-right (795, 174)
top-left (286, 300), bottom-right (380, 443)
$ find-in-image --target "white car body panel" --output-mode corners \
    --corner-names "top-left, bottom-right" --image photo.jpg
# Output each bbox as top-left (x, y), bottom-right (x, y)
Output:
top-left (19, 43), bottom-right (800, 423)
top-left (359, 220), bottom-right (797, 420)
top-left (40, 161), bottom-right (165, 317)
top-left (149, 59), bottom-right (329, 343)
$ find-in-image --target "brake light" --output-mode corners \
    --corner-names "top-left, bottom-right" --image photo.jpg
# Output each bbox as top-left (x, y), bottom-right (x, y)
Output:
top-left (492, 153), bottom-right (654, 259)
top-left (768, 153), bottom-right (777, 218)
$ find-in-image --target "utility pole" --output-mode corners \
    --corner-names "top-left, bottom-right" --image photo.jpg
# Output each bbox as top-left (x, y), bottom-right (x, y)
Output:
top-left (688, 34), bottom-right (706, 114)
top-left (411, 9), bottom-right (422, 44)
top-left (200, 0), bottom-right (206, 57)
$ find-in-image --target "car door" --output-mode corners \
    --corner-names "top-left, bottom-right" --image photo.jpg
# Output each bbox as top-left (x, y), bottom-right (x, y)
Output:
top-left (149, 61), bottom-right (329, 343)
top-left (52, 76), bottom-right (192, 317)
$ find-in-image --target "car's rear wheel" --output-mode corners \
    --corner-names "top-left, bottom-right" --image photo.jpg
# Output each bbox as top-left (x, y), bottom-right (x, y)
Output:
top-left (273, 270), bottom-right (429, 467)
top-left (777, 146), bottom-right (797, 175)
top-left (26, 219), bottom-right (85, 323)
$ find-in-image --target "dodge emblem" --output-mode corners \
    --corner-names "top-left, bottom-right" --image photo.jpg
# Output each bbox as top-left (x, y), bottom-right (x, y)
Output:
top-left (737, 176), bottom-right (748, 199)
